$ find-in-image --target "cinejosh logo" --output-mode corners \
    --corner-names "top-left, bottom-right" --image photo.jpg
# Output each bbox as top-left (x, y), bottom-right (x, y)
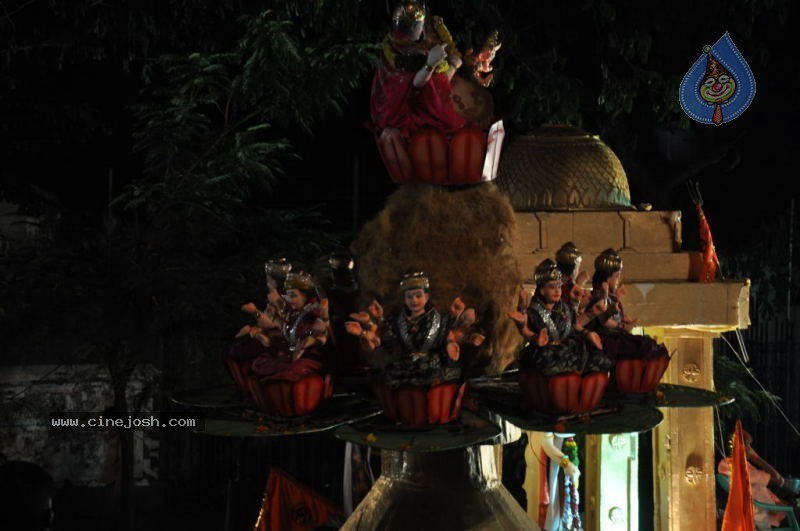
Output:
top-left (49, 412), bottom-right (199, 430)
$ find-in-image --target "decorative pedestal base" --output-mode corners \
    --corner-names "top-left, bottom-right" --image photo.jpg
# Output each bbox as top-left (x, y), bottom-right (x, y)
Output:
top-left (341, 446), bottom-right (534, 530)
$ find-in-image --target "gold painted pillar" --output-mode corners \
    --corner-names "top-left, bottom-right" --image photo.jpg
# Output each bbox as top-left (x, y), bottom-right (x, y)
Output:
top-left (649, 328), bottom-right (718, 531)
top-left (585, 433), bottom-right (640, 531)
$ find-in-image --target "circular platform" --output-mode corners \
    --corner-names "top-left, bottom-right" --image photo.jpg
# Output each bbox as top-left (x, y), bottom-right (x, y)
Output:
top-left (187, 392), bottom-right (381, 437)
top-left (171, 383), bottom-right (245, 409)
top-left (469, 380), bottom-right (663, 434)
top-left (592, 383), bottom-right (733, 408)
top-left (468, 375), bottom-right (732, 434)
top-left (490, 401), bottom-right (664, 435)
top-left (334, 410), bottom-right (502, 452)
top-left (651, 383), bottom-right (734, 408)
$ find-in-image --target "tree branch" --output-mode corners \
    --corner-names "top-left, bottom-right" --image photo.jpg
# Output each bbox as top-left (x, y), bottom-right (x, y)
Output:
top-left (663, 130), bottom-right (747, 190)
top-left (0, 0), bottom-right (37, 25)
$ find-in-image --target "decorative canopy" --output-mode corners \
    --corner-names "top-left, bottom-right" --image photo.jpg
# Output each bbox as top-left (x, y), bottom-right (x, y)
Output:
top-left (496, 125), bottom-right (632, 211)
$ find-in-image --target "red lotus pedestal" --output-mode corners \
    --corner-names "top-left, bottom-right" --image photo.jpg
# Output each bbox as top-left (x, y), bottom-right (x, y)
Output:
top-left (377, 121), bottom-right (504, 185)
top-left (372, 382), bottom-right (467, 427)
top-left (247, 373), bottom-right (334, 417)
top-left (409, 128), bottom-right (449, 183)
top-left (519, 370), bottom-right (609, 416)
top-left (614, 354), bottom-right (671, 394)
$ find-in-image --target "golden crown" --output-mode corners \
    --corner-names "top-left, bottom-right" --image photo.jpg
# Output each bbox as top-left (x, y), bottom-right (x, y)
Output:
top-left (399, 271), bottom-right (430, 291)
top-left (393, 1), bottom-right (426, 25)
top-left (264, 257), bottom-right (292, 277)
top-left (555, 241), bottom-right (582, 268)
top-left (534, 259), bottom-right (562, 285)
top-left (594, 248), bottom-right (623, 273)
top-left (284, 271), bottom-right (316, 291)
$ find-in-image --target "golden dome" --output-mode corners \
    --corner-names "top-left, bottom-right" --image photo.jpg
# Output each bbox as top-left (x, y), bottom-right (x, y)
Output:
top-left (496, 125), bottom-right (632, 211)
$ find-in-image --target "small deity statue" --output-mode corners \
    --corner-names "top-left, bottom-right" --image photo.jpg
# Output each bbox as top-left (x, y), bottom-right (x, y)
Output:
top-left (238, 257), bottom-right (293, 344)
top-left (226, 258), bottom-right (293, 391)
top-left (510, 259), bottom-right (609, 376)
top-left (554, 242), bottom-right (590, 312)
top-left (249, 271), bottom-right (330, 381)
top-left (449, 30), bottom-right (501, 130)
top-left (525, 432), bottom-right (582, 531)
top-left (462, 30), bottom-right (502, 88)
top-left (345, 271), bottom-right (484, 424)
top-left (370, 2), bottom-right (501, 184)
top-left (585, 249), bottom-right (670, 393)
top-left (264, 257), bottom-right (292, 300)
top-left (370, 1), bottom-right (466, 140)
top-left (509, 259), bottom-right (611, 414)
top-left (585, 249), bottom-right (636, 333)
top-left (325, 252), bottom-right (363, 372)
top-left (233, 271), bottom-right (332, 416)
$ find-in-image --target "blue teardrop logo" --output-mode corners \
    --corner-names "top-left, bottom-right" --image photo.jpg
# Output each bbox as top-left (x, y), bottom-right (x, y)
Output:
top-left (679, 32), bottom-right (756, 126)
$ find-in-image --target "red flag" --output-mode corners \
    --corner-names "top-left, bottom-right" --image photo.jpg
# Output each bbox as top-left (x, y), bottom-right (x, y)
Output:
top-left (253, 468), bottom-right (342, 531)
top-left (721, 420), bottom-right (755, 531)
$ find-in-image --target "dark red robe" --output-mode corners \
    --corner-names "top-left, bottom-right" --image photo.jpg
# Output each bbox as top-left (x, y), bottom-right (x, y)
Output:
top-left (370, 52), bottom-right (465, 138)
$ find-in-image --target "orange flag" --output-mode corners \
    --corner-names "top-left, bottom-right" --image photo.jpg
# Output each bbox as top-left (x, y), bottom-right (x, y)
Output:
top-left (721, 420), bottom-right (755, 531)
top-left (688, 181), bottom-right (720, 283)
top-left (253, 468), bottom-right (342, 531)
top-left (696, 203), bottom-right (720, 283)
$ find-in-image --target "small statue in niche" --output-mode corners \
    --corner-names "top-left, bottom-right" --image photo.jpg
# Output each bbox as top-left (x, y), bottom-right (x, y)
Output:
top-left (585, 249), bottom-right (670, 394)
top-left (345, 271), bottom-right (484, 425)
top-left (509, 259), bottom-right (611, 415)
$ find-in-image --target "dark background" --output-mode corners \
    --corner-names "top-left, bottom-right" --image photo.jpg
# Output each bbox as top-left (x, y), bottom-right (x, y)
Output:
top-left (1, 1), bottom-right (798, 529)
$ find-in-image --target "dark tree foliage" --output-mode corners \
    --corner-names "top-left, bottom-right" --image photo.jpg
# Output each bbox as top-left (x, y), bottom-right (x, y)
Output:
top-left (1, 1), bottom-right (254, 211)
top-left (2, 0), bottom-right (796, 211)
top-left (1, 3), bottom-right (378, 363)
top-left (2, 4), bottom-right (377, 528)
top-left (0, 0), bottom-right (797, 484)
top-left (0, 0), bottom-right (795, 430)
top-left (0, 0), bottom-right (795, 390)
